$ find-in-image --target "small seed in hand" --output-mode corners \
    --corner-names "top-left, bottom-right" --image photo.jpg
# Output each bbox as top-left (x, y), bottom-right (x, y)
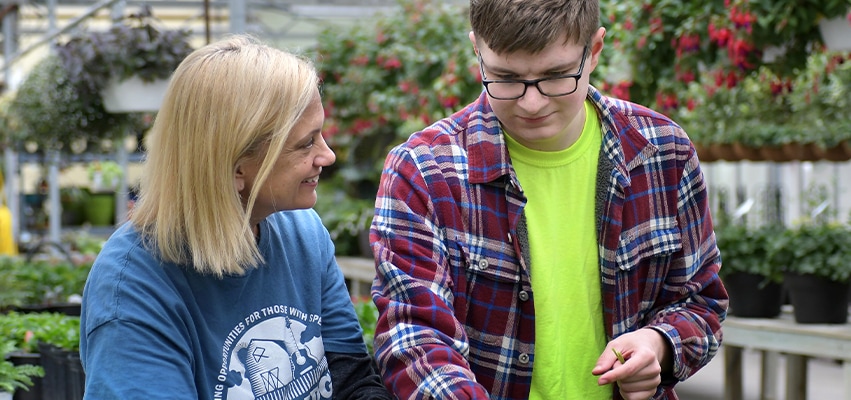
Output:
top-left (612, 348), bottom-right (626, 363)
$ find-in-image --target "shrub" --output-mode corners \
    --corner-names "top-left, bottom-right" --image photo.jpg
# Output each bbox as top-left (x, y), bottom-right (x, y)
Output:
top-left (775, 222), bottom-right (851, 283)
top-left (0, 341), bottom-right (44, 394)
top-left (716, 223), bottom-right (785, 285)
top-left (312, 0), bottom-right (482, 254)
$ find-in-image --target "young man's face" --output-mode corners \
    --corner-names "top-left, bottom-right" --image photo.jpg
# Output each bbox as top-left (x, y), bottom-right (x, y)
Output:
top-left (472, 29), bottom-right (604, 152)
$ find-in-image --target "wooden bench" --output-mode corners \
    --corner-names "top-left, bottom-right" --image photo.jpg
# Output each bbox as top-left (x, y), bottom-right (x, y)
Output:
top-left (336, 256), bottom-right (375, 298)
top-left (723, 309), bottom-right (851, 400)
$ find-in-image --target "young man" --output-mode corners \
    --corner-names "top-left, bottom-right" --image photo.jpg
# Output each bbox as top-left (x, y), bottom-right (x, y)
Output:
top-left (369, 1), bottom-right (728, 399)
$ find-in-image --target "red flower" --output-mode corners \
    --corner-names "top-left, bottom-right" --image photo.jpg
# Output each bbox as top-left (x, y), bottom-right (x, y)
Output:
top-left (376, 30), bottom-right (387, 44)
top-left (322, 123), bottom-right (340, 139)
top-left (709, 23), bottom-right (732, 47)
top-left (352, 119), bottom-right (373, 135)
top-left (649, 17), bottom-right (664, 34)
top-left (611, 81), bottom-right (632, 101)
top-left (439, 94), bottom-right (460, 108)
top-left (676, 70), bottom-right (696, 84)
top-left (382, 57), bottom-right (402, 70)
top-left (352, 55), bottom-right (370, 66)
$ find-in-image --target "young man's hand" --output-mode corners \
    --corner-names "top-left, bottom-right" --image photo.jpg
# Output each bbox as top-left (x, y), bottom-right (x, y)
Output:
top-left (592, 328), bottom-right (672, 400)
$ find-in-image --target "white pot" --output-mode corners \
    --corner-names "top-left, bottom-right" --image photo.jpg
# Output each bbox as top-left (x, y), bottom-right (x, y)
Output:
top-left (762, 45), bottom-right (787, 63)
top-left (101, 76), bottom-right (170, 113)
top-left (819, 14), bottom-right (851, 52)
top-left (0, 391), bottom-right (12, 400)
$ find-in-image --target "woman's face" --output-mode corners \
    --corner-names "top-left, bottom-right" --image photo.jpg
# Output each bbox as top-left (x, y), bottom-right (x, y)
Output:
top-left (237, 88), bottom-right (335, 225)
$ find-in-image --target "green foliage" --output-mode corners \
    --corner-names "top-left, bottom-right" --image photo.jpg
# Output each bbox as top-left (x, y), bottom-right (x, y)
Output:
top-left (773, 222), bottom-right (851, 283)
top-left (600, 0), bottom-right (729, 108)
top-left (86, 160), bottom-right (124, 192)
top-left (313, 180), bottom-right (373, 256)
top-left (9, 6), bottom-right (192, 153)
top-left (0, 256), bottom-right (92, 308)
top-left (600, 0), bottom-right (851, 118)
top-left (351, 297), bottom-right (378, 354)
top-left (786, 51), bottom-right (851, 148)
top-left (0, 91), bottom-right (18, 149)
top-left (9, 53), bottom-right (110, 151)
top-left (0, 312), bottom-right (81, 354)
top-left (313, 0), bottom-right (481, 206)
top-left (57, 5), bottom-right (193, 96)
top-left (61, 231), bottom-right (106, 257)
top-left (0, 341), bottom-right (44, 394)
top-left (716, 223), bottom-right (786, 284)
top-left (676, 51), bottom-right (851, 148)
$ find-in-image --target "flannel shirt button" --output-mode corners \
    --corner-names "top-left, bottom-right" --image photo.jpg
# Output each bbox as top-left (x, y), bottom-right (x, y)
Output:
top-left (518, 291), bottom-right (529, 301)
top-left (518, 353), bottom-right (530, 364)
top-left (477, 259), bottom-right (488, 269)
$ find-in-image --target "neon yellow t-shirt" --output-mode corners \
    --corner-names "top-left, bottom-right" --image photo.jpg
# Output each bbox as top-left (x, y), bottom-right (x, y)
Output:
top-left (505, 101), bottom-right (609, 399)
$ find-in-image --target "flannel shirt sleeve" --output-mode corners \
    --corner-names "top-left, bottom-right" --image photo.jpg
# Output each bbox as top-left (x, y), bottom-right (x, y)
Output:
top-left (369, 144), bottom-right (491, 400)
top-left (652, 142), bottom-right (728, 386)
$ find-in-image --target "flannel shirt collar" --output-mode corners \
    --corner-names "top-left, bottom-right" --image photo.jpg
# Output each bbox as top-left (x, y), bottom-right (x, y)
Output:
top-left (465, 87), bottom-right (657, 188)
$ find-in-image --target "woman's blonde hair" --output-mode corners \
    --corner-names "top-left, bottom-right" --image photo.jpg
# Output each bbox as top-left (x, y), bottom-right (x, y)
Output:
top-left (131, 34), bottom-right (319, 277)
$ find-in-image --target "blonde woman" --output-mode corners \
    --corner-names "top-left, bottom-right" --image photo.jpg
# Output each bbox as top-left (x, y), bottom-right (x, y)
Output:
top-left (80, 35), bottom-right (391, 400)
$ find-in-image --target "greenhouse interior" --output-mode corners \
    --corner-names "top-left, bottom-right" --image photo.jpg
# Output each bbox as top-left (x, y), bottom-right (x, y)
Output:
top-left (0, 0), bottom-right (850, 399)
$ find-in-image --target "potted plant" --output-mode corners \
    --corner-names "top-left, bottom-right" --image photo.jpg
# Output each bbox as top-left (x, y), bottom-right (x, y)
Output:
top-left (818, 10), bottom-right (851, 51)
top-left (84, 160), bottom-right (123, 226)
top-left (0, 256), bottom-right (91, 315)
top-left (34, 316), bottom-right (83, 400)
top-left (0, 311), bottom-right (82, 400)
top-left (674, 50), bottom-right (851, 162)
top-left (8, 54), bottom-right (97, 153)
top-left (313, 0), bottom-right (481, 232)
top-left (786, 50), bottom-right (851, 160)
top-left (600, 0), bottom-right (851, 115)
top-left (676, 67), bottom-right (795, 161)
top-left (716, 223), bottom-right (786, 318)
top-left (599, 1), bottom-right (729, 110)
top-left (60, 187), bottom-right (88, 226)
top-left (57, 5), bottom-right (193, 114)
top-left (9, 6), bottom-right (192, 154)
top-left (0, 341), bottom-right (43, 399)
top-left (772, 221), bottom-right (851, 324)
top-left (0, 312), bottom-right (82, 400)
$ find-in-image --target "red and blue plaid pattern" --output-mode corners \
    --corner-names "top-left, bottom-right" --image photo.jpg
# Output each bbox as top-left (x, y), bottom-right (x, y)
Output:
top-left (370, 87), bottom-right (727, 400)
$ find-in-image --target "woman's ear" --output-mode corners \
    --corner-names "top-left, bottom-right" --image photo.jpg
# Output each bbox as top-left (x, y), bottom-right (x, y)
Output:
top-left (234, 163), bottom-right (246, 192)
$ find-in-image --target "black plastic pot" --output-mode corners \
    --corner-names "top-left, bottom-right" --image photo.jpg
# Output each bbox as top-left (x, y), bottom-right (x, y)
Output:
top-left (784, 272), bottom-right (850, 324)
top-left (724, 272), bottom-right (783, 318)
top-left (37, 343), bottom-right (84, 400)
top-left (7, 352), bottom-right (41, 400)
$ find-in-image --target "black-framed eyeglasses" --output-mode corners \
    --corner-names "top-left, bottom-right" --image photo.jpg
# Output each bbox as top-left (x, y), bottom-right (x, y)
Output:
top-left (478, 46), bottom-right (588, 100)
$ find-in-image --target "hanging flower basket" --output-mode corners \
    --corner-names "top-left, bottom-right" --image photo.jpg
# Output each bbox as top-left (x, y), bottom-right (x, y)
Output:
top-left (101, 76), bottom-right (170, 113)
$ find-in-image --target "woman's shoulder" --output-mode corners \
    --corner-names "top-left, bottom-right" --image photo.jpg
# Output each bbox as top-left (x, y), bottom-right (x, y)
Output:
top-left (263, 209), bottom-right (333, 254)
top-left (269, 208), bottom-right (322, 223)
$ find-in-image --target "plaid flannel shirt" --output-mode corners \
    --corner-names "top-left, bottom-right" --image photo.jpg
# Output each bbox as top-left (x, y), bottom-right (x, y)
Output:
top-left (370, 87), bottom-right (728, 400)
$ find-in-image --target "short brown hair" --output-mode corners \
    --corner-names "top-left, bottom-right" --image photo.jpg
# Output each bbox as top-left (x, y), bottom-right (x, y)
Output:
top-left (470, 0), bottom-right (599, 54)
